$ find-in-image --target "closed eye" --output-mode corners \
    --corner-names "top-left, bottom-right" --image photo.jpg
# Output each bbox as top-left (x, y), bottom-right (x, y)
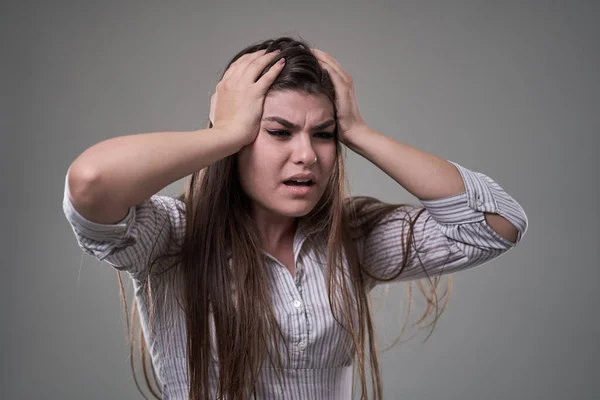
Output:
top-left (266, 130), bottom-right (336, 139)
top-left (266, 129), bottom-right (291, 137)
top-left (315, 132), bottom-right (336, 139)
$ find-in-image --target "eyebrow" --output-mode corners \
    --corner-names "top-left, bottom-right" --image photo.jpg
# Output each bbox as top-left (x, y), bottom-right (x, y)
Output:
top-left (262, 116), bottom-right (336, 131)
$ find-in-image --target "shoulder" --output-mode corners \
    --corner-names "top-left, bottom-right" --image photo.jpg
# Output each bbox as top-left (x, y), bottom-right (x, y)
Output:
top-left (344, 196), bottom-right (423, 238)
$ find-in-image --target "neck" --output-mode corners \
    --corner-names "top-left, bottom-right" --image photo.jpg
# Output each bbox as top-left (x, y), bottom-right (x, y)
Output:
top-left (252, 206), bottom-right (297, 253)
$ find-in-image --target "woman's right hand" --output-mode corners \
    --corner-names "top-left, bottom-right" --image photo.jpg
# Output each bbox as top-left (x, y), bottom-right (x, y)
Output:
top-left (209, 49), bottom-right (285, 147)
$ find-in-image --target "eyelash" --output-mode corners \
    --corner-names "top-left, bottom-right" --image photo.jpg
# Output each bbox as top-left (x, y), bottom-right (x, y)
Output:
top-left (266, 130), bottom-right (336, 139)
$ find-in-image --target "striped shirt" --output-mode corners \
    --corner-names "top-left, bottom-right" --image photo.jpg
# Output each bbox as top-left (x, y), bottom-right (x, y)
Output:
top-left (62, 160), bottom-right (528, 399)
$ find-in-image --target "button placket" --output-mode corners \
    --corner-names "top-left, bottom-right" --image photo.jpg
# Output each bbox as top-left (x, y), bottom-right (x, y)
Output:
top-left (294, 257), bottom-right (309, 356)
top-left (475, 193), bottom-right (483, 208)
top-left (294, 258), bottom-right (304, 287)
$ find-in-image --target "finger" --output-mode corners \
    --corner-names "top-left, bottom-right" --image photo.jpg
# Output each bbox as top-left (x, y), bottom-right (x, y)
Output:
top-left (231, 49), bottom-right (273, 80)
top-left (225, 50), bottom-right (265, 80)
top-left (223, 49), bottom-right (266, 80)
top-left (316, 54), bottom-right (349, 83)
top-left (319, 58), bottom-right (352, 89)
top-left (255, 57), bottom-right (286, 93)
top-left (319, 58), bottom-right (349, 95)
top-left (240, 50), bottom-right (282, 83)
top-left (313, 48), bottom-right (338, 67)
top-left (209, 91), bottom-right (217, 124)
top-left (314, 50), bottom-right (351, 83)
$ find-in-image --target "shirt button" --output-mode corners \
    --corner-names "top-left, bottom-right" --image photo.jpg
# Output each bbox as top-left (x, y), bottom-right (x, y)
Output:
top-left (293, 300), bottom-right (302, 308)
top-left (297, 341), bottom-right (307, 350)
top-left (475, 195), bottom-right (482, 208)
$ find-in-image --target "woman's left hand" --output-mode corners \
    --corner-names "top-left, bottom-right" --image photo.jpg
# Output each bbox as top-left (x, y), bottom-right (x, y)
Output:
top-left (312, 48), bottom-right (368, 145)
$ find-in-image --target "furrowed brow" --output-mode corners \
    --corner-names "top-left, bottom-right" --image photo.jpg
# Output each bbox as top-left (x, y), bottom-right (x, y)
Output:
top-left (262, 116), bottom-right (336, 131)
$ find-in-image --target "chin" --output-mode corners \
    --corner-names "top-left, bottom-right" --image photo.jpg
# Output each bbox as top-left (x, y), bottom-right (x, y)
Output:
top-left (262, 195), bottom-right (320, 217)
top-left (276, 202), bottom-right (316, 217)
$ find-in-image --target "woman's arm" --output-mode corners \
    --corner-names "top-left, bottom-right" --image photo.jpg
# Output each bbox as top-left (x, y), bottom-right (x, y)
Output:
top-left (312, 48), bottom-right (522, 244)
top-left (344, 127), bottom-right (519, 243)
top-left (68, 49), bottom-right (284, 226)
top-left (68, 128), bottom-right (243, 225)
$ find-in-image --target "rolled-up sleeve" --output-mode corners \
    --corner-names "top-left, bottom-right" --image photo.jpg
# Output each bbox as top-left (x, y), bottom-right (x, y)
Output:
top-left (62, 170), bottom-right (186, 276)
top-left (359, 160), bottom-right (528, 286)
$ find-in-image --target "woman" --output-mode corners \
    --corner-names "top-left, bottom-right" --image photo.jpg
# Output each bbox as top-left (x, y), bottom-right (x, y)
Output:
top-left (62, 37), bottom-right (528, 399)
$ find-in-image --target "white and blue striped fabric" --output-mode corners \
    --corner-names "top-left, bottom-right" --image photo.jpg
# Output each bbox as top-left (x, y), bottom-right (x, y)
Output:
top-left (62, 160), bottom-right (528, 399)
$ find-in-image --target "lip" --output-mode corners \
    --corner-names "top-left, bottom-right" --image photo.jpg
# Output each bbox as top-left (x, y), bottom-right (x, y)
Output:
top-left (283, 182), bottom-right (314, 196)
top-left (282, 172), bottom-right (317, 197)
top-left (284, 173), bottom-right (316, 183)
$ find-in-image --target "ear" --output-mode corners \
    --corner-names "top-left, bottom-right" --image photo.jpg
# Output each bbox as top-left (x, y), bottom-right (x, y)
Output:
top-left (209, 91), bottom-right (217, 125)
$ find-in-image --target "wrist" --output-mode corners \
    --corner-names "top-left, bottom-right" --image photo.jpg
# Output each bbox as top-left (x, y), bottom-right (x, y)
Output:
top-left (196, 127), bottom-right (246, 158)
top-left (215, 125), bottom-right (248, 146)
top-left (342, 125), bottom-right (376, 152)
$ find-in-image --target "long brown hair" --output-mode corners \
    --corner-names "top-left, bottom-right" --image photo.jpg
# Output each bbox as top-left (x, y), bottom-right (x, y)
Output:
top-left (118, 36), bottom-right (452, 399)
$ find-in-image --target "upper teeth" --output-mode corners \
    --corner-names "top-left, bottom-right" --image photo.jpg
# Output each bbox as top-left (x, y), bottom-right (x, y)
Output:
top-left (293, 179), bottom-right (310, 182)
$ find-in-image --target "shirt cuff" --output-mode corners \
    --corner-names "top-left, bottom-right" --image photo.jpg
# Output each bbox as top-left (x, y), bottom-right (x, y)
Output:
top-left (419, 160), bottom-right (497, 225)
top-left (62, 170), bottom-right (136, 241)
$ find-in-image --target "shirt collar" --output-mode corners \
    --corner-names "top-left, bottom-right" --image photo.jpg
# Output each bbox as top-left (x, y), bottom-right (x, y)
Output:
top-left (224, 217), bottom-right (321, 263)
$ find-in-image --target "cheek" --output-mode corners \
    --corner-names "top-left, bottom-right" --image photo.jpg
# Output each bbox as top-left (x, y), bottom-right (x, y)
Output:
top-left (237, 143), bottom-right (281, 194)
top-left (250, 135), bottom-right (288, 170)
top-left (318, 144), bottom-right (338, 170)
top-left (243, 146), bottom-right (276, 175)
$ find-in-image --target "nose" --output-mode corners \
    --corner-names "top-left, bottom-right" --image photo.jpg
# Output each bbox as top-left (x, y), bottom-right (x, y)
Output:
top-left (292, 134), bottom-right (317, 166)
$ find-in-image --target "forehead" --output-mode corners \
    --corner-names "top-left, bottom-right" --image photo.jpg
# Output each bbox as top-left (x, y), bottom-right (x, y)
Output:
top-left (263, 90), bottom-right (334, 121)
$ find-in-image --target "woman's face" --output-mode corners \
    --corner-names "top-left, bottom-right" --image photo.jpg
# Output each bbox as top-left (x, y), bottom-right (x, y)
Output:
top-left (237, 90), bottom-right (337, 219)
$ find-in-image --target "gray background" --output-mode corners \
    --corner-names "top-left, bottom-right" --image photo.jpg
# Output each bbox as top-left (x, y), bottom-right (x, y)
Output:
top-left (3, 1), bottom-right (599, 399)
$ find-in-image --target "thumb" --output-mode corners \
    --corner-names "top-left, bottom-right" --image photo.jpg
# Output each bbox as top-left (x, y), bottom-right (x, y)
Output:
top-left (209, 91), bottom-right (217, 125)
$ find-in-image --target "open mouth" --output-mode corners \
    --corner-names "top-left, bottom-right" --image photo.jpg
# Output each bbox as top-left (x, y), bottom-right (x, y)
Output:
top-left (283, 179), bottom-right (314, 187)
